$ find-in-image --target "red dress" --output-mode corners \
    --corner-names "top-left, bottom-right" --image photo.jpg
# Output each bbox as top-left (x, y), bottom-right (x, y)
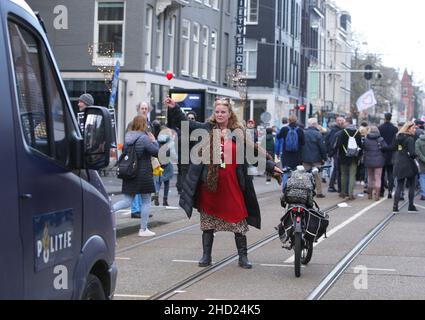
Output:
top-left (198, 139), bottom-right (248, 223)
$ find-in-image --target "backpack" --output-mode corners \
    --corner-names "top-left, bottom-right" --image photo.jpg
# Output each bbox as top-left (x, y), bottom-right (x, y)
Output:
top-left (284, 171), bottom-right (315, 207)
top-left (116, 136), bottom-right (141, 180)
top-left (285, 126), bottom-right (299, 152)
top-left (343, 129), bottom-right (360, 157)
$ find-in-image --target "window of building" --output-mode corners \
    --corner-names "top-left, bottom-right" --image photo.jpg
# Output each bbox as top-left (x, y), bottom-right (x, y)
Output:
top-left (244, 39), bottom-right (258, 78)
top-left (155, 13), bottom-right (164, 72)
top-left (94, 1), bottom-right (125, 66)
top-left (8, 20), bottom-right (72, 166)
top-left (204, 0), bottom-right (211, 7)
top-left (145, 5), bottom-right (153, 70)
top-left (192, 23), bottom-right (200, 78)
top-left (168, 15), bottom-right (176, 73)
top-left (202, 25), bottom-right (209, 79)
top-left (181, 19), bottom-right (191, 75)
top-left (211, 30), bottom-right (218, 82)
top-left (246, 0), bottom-right (259, 24)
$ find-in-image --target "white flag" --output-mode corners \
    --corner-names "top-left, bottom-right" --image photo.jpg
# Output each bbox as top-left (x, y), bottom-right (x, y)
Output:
top-left (356, 90), bottom-right (377, 112)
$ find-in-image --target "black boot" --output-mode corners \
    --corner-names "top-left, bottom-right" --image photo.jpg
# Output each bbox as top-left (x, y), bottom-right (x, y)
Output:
top-left (163, 197), bottom-right (169, 207)
top-left (152, 193), bottom-right (159, 206)
top-left (198, 230), bottom-right (214, 267)
top-left (235, 233), bottom-right (252, 269)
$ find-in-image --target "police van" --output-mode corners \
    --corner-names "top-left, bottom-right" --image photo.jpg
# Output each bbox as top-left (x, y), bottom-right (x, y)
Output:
top-left (0, 0), bottom-right (117, 299)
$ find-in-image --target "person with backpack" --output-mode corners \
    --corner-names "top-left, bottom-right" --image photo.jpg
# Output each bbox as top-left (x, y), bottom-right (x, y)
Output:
top-left (393, 122), bottom-right (418, 213)
top-left (113, 115), bottom-right (159, 237)
top-left (276, 114), bottom-right (305, 191)
top-left (335, 118), bottom-right (362, 200)
top-left (275, 117), bottom-right (289, 161)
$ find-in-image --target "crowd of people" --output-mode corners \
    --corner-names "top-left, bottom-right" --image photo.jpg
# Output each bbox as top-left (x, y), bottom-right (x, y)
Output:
top-left (262, 112), bottom-right (424, 213)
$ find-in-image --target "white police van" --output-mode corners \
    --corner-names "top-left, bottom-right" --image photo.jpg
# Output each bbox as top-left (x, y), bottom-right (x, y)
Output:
top-left (0, 0), bottom-right (117, 299)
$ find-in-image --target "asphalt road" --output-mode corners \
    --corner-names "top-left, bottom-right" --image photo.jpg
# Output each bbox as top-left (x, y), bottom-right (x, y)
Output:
top-left (113, 184), bottom-right (425, 300)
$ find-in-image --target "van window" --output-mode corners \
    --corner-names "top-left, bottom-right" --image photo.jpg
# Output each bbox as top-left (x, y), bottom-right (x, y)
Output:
top-left (8, 20), bottom-right (70, 165)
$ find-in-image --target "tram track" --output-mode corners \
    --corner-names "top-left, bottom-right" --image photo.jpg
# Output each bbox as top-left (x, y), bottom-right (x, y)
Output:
top-left (148, 204), bottom-right (340, 300)
top-left (307, 197), bottom-right (411, 300)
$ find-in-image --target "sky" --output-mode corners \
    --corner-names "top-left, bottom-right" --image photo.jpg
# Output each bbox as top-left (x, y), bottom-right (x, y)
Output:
top-left (334, 0), bottom-right (425, 87)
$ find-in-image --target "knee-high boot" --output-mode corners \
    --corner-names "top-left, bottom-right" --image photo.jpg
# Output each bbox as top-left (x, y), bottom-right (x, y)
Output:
top-left (235, 233), bottom-right (252, 269)
top-left (198, 230), bottom-right (214, 267)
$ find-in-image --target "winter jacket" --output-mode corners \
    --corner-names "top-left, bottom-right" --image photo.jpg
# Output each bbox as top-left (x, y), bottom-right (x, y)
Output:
top-left (276, 123), bottom-right (305, 168)
top-left (167, 106), bottom-right (277, 229)
top-left (325, 125), bottom-right (343, 157)
top-left (415, 135), bottom-right (425, 174)
top-left (363, 132), bottom-right (388, 168)
top-left (393, 133), bottom-right (418, 179)
top-left (335, 125), bottom-right (363, 165)
top-left (378, 122), bottom-right (398, 166)
top-left (121, 131), bottom-right (159, 195)
top-left (302, 127), bottom-right (327, 163)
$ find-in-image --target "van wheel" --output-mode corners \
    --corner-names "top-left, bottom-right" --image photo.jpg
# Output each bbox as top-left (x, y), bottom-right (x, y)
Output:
top-left (82, 274), bottom-right (106, 300)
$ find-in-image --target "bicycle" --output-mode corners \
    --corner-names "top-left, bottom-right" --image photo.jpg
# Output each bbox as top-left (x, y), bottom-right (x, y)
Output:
top-left (277, 165), bottom-right (330, 278)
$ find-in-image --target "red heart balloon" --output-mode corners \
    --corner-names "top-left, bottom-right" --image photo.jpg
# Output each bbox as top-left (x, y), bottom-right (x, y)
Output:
top-left (166, 72), bottom-right (173, 81)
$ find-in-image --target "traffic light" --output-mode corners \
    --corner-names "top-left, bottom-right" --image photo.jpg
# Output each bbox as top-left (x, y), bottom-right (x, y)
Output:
top-left (364, 65), bottom-right (373, 80)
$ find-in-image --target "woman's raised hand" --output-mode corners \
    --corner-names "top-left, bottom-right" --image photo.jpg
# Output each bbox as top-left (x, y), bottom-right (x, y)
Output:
top-left (164, 97), bottom-right (176, 108)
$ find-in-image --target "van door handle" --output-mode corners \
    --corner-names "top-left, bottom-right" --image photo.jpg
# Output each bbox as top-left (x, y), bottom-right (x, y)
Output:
top-left (20, 194), bottom-right (33, 200)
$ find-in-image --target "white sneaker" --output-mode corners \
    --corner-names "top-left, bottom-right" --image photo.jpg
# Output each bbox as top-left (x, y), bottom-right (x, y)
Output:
top-left (138, 229), bottom-right (156, 237)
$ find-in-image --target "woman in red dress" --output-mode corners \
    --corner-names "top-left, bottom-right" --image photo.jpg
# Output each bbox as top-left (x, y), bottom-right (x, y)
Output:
top-left (166, 97), bottom-right (282, 269)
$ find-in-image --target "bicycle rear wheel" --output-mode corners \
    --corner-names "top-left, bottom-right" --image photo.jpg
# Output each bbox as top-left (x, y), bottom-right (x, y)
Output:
top-left (294, 233), bottom-right (302, 277)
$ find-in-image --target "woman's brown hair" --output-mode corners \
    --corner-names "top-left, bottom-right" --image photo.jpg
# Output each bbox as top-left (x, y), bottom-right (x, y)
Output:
top-left (131, 115), bottom-right (148, 132)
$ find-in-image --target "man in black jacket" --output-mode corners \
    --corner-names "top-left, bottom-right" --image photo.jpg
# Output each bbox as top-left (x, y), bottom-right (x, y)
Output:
top-left (378, 113), bottom-right (398, 198)
top-left (326, 117), bottom-right (345, 192)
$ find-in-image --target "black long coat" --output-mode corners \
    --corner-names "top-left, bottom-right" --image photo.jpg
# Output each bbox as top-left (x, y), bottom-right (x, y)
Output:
top-left (121, 131), bottom-right (159, 195)
top-left (378, 122), bottom-right (398, 166)
top-left (393, 133), bottom-right (418, 179)
top-left (167, 106), bottom-right (276, 230)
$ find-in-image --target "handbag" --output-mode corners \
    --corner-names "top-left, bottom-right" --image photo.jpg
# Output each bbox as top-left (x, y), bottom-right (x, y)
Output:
top-left (151, 157), bottom-right (163, 177)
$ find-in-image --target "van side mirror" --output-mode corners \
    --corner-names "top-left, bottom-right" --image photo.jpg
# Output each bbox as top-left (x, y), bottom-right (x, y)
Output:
top-left (83, 107), bottom-right (113, 169)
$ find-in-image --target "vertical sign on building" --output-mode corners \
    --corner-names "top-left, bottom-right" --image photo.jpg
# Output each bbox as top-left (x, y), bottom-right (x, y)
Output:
top-left (235, 0), bottom-right (246, 75)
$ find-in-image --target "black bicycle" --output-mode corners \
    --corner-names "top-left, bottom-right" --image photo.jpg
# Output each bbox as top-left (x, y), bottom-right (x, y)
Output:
top-left (278, 166), bottom-right (330, 278)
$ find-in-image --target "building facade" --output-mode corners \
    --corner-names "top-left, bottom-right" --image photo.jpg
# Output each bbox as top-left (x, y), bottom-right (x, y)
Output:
top-left (27, 0), bottom-right (240, 143)
top-left (400, 69), bottom-right (414, 122)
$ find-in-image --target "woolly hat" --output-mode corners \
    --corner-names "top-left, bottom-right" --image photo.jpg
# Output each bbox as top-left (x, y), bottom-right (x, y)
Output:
top-left (78, 93), bottom-right (94, 106)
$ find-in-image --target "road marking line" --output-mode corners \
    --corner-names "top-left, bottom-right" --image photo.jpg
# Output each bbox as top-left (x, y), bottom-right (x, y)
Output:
top-left (351, 267), bottom-right (396, 272)
top-left (173, 259), bottom-right (199, 264)
top-left (285, 197), bottom-right (387, 263)
top-left (116, 257), bottom-right (131, 260)
top-left (114, 294), bottom-right (150, 298)
top-left (174, 290), bottom-right (186, 293)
